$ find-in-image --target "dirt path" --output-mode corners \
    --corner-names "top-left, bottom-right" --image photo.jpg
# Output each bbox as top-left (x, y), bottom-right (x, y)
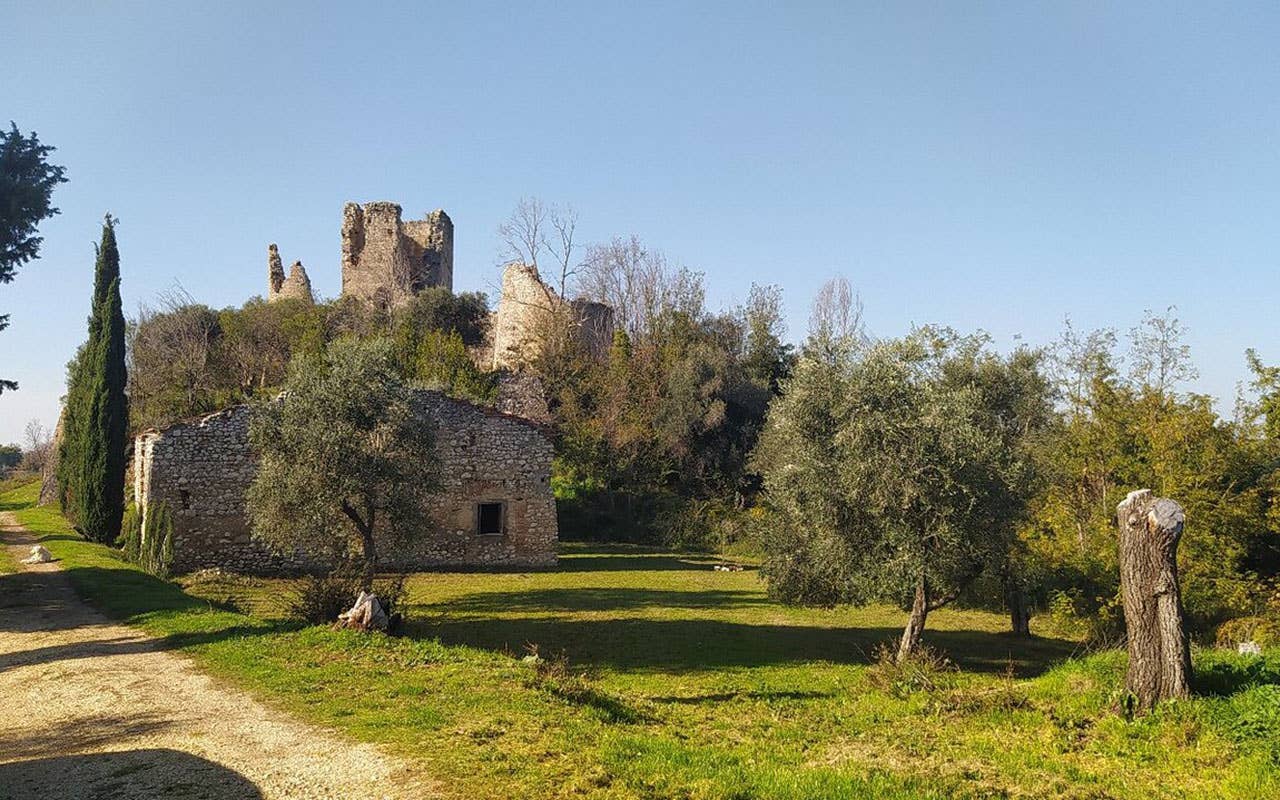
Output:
top-left (0, 511), bottom-right (437, 800)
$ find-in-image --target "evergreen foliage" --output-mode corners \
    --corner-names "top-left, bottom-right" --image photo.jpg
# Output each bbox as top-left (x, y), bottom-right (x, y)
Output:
top-left (751, 329), bottom-right (1053, 659)
top-left (118, 501), bottom-right (174, 577)
top-left (246, 338), bottom-right (441, 589)
top-left (0, 122), bottom-right (68, 392)
top-left (128, 289), bottom-right (492, 430)
top-left (58, 217), bottom-right (128, 542)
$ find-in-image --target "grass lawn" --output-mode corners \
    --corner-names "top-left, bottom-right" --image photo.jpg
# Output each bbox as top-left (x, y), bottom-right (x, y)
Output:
top-left (3, 478), bottom-right (1278, 799)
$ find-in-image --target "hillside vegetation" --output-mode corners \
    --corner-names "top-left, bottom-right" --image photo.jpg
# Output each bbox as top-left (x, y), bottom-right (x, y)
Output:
top-left (4, 479), bottom-right (1278, 799)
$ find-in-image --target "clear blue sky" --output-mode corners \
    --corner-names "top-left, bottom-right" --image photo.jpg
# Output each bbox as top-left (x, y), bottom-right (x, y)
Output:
top-left (3, 1), bottom-right (1278, 443)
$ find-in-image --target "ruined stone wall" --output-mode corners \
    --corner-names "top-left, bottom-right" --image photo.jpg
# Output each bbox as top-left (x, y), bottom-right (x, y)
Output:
top-left (402, 209), bottom-right (453, 290)
top-left (491, 263), bottom-right (559, 370)
top-left (490, 262), bottom-right (616, 370)
top-left (397, 393), bottom-right (557, 569)
top-left (266, 244), bottom-right (314, 304)
top-left (133, 407), bottom-right (311, 574)
top-left (132, 391), bottom-right (556, 575)
top-left (341, 201), bottom-right (453, 307)
top-left (571, 298), bottom-right (616, 361)
top-left (495, 373), bottom-right (552, 425)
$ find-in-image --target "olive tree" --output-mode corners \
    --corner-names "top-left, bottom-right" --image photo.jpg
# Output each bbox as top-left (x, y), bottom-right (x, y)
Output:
top-left (247, 337), bottom-right (440, 591)
top-left (753, 329), bottom-right (1049, 661)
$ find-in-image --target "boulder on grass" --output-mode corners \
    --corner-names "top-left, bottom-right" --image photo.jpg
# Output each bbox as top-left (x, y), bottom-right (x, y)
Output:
top-left (335, 591), bottom-right (388, 632)
top-left (21, 546), bottom-right (53, 564)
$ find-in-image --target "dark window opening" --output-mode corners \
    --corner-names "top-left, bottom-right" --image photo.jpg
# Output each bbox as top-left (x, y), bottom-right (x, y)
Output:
top-left (476, 502), bottom-right (504, 536)
top-left (179, 489), bottom-right (191, 510)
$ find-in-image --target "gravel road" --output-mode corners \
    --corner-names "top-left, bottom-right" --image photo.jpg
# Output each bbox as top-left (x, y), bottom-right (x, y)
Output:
top-left (0, 511), bottom-right (436, 800)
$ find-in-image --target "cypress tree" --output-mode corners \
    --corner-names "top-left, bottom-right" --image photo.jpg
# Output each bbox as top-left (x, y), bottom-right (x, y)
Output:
top-left (58, 217), bottom-right (127, 540)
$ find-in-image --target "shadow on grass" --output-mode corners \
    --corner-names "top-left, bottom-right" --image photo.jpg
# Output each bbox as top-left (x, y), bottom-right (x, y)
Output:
top-left (0, 565), bottom-right (296, 673)
top-left (1193, 653), bottom-right (1280, 696)
top-left (440, 587), bottom-right (769, 613)
top-left (555, 545), bottom-right (753, 573)
top-left (408, 614), bottom-right (1079, 677)
top-left (650, 689), bottom-right (832, 704)
top-left (0, 749), bottom-right (264, 799)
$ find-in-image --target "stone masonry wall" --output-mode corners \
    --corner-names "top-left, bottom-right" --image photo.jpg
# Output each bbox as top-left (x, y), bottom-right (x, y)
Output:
top-left (490, 262), bottom-right (616, 370)
top-left (340, 201), bottom-right (453, 307)
top-left (266, 244), bottom-right (315, 304)
top-left (398, 393), bottom-right (557, 569)
top-left (132, 392), bottom-right (556, 575)
top-left (133, 406), bottom-right (308, 574)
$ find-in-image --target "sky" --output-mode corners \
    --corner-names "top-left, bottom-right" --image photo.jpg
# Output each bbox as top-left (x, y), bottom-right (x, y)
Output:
top-left (3, 1), bottom-right (1279, 444)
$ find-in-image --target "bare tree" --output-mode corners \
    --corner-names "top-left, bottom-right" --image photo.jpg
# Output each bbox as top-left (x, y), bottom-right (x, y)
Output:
top-left (578, 235), bottom-right (702, 341)
top-left (496, 197), bottom-right (581, 297)
top-left (21, 418), bottom-right (51, 471)
top-left (808, 277), bottom-right (864, 347)
top-left (1049, 317), bottom-right (1119, 415)
top-left (547, 204), bottom-right (580, 297)
top-left (128, 286), bottom-right (221, 428)
top-left (497, 196), bottom-right (548, 268)
top-left (1128, 306), bottom-right (1197, 395)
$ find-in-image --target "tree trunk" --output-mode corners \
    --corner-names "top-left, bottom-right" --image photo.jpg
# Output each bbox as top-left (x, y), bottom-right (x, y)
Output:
top-left (897, 577), bottom-right (929, 663)
top-left (341, 499), bottom-right (378, 593)
top-left (1005, 577), bottom-right (1031, 637)
top-left (359, 503), bottom-right (377, 593)
top-left (1117, 489), bottom-right (1191, 711)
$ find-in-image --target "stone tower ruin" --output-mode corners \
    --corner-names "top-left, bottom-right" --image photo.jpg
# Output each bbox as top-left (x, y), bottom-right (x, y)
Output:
top-left (266, 244), bottom-right (314, 304)
top-left (340, 201), bottom-right (454, 308)
top-left (491, 262), bottom-right (615, 370)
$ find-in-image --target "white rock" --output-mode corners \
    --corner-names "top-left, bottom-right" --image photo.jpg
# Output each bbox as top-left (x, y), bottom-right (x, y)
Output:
top-left (21, 545), bottom-right (53, 564)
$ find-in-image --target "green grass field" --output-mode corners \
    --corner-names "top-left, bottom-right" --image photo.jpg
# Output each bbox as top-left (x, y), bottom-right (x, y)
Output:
top-left (3, 478), bottom-right (1278, 799)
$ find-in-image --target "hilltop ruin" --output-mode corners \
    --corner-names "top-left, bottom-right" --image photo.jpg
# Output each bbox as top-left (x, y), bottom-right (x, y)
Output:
top-left (340, 201), bottom-right (454, 308)
top-left (266, 244), bottom-right (314, 304)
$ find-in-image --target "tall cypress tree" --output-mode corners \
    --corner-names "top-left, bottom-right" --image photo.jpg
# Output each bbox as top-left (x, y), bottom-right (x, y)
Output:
top-left (58, 216), bottom-right (127, 540)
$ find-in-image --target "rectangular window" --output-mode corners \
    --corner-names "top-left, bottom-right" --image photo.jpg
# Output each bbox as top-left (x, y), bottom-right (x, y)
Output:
top-left (476, 502), bottom-right (504, 536)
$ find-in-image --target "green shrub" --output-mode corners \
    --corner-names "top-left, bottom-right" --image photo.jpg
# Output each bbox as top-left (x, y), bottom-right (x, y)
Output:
top-left (1046, 588), bottom-right (1125, 648)
top-left (287, 568), bottom-right (411, 627)
top-left (288, 570), bottom-right (362, 625)
top-left (1217, 616), bottom-right (1280, 649)
top-left (143, 503), bottom-right (174, 578)
top-left (118, 502), bottom-right (142, 563)
top-left (117, 501), bottom-right (174, 578)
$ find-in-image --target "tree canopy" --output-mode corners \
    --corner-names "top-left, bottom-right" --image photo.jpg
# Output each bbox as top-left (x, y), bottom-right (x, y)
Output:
top-left (752, 329), bottom-right (1053, 660)
top-left (57, 217), bottom-right (128, 542)
top-left (1, 122), bottom-right (68, 392)
top-left (246, 337), bottom-right (441, 589)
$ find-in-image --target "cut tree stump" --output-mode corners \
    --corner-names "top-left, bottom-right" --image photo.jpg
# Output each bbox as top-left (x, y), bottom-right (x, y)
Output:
top-left (1117, 488), bottom-right (1191, 711)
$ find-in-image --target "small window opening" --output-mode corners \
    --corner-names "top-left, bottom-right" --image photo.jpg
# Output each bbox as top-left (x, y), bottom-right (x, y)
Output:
top-left (179, 489), bottom-right (191, 510)
top-left (476, 502), bottom-right (504, 536)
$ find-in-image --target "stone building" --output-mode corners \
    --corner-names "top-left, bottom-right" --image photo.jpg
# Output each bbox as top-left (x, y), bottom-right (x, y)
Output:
top-left (340, 201), bottom-right (454, 308)
top-left (132, 391), bottom-right (557, 575)
top-left (490, 262), bottom-right (614, 370)
top-left (266, 244), bottom-right (314, 304)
